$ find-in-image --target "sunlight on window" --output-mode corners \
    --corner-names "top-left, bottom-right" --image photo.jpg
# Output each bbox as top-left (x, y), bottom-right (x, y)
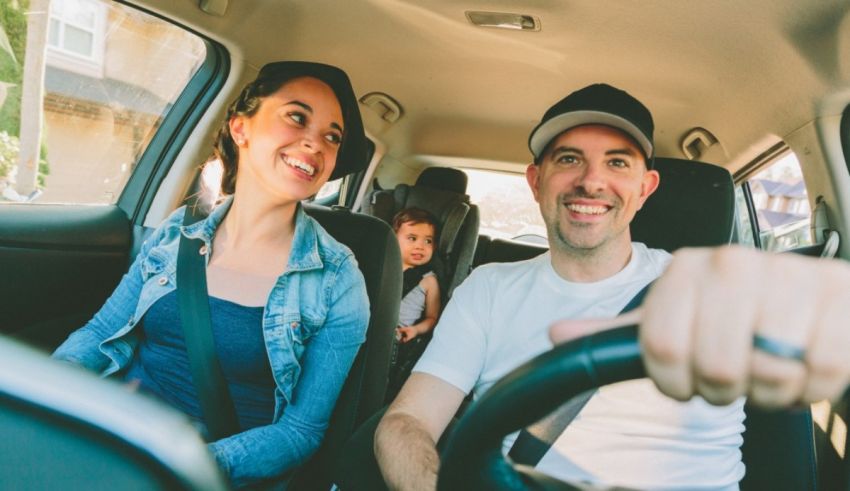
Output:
top-left (463, 168), bottom-right (546, 244)
top-left (201, 158), bottom-right (223, 201)
top-left (812, 400), bottom-right (846, 458)
top-left (747, 152), bottom-right (813, 252)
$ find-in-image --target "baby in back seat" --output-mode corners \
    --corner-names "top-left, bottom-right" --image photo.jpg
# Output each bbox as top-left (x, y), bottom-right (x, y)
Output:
top-left (387, 207), bottom-right (442, 400)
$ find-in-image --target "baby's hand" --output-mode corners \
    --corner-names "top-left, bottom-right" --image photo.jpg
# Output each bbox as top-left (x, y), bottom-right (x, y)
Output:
top-left (397, 326), bottom-right (418, 343)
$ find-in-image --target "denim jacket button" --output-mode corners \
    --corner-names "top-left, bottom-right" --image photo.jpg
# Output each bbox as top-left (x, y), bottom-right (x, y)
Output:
top-left (290, 321), bottom-right (298, 329)
top-left (157, 276), bottom-right (168, 286)
top-left (199, 245), bottom-right (208, 255)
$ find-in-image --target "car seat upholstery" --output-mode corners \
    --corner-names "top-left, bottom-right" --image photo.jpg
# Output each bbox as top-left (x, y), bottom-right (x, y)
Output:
top-left (0, 335), bottom-right (227, 491)
top-left (362, 167), bottom-right (479, 302)
top-left (289, 204), bottom-right (402, 490)
top-left (471, 157), bottom-right (817, 490)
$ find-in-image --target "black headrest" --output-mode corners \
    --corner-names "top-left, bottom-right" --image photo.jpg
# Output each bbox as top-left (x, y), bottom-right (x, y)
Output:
top-left (415, 167), bottom-right (469, 194)
top-left (631, 157), bottom-right (735, 252)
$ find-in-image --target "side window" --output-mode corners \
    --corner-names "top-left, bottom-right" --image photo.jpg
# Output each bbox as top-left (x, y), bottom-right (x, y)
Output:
top-left (0, 0), bottom-right (206, 205)
top-left (735, 151), bottom-right (814, 252)
top-left (463, 167), bottom-right (547, 245)
top-left (314, 178), bottom-right (343, 202)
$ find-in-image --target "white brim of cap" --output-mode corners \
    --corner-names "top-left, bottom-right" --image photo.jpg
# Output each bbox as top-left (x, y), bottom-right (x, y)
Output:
top-left (529, 110), bottom-right (653, 159)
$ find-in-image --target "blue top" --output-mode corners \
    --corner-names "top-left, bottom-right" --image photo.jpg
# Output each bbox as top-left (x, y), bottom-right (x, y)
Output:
top-left (125, 290), bottom-right (275, 432)
top-left (53, 197), bottom-right (370, 488)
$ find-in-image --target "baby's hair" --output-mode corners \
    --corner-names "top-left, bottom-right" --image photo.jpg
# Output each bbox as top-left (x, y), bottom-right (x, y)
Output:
top-left (392, 207), bottom-right (438, 234)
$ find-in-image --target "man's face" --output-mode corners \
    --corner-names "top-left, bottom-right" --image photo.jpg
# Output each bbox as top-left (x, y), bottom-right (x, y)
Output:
top-left (526, 124), bottom-right (660, 255)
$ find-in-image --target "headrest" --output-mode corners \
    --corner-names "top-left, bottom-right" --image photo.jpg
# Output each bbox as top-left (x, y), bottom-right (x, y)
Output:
top-left (405, 187), bottom-right (470, 256)
top-left (630, 157), bottom-right (735, 252)
top-left (415, 167), bottom-right (469, 194)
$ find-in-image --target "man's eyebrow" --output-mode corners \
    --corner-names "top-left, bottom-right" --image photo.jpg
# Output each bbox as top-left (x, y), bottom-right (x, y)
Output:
top-left (285, 100), bottom-right (344, 132)
top-left (606, 147), bottom-right (638, 156)
top-left (550, 146), bottom-right (584, 156)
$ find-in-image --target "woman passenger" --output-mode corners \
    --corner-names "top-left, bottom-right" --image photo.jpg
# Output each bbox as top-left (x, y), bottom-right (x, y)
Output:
top-left (52, 61), bottom-right (370, 488)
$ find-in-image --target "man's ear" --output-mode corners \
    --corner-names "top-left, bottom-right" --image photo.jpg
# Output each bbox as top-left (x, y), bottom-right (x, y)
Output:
top-left (637, 169), bottom-right (660, 209)
top-left (526, 163), bottom-right (541, 202)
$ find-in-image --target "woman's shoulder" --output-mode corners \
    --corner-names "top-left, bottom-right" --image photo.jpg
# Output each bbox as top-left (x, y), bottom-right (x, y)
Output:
top-left (139, 206), bottom-right (188, 251)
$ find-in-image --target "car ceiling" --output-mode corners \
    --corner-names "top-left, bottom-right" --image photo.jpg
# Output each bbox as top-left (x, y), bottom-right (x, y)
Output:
top-left (136, 0), bottom-right (850, 173)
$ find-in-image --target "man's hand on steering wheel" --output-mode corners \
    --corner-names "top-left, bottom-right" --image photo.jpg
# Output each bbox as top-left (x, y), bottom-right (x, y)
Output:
top-left (550, 245), bottom-right (850, 408)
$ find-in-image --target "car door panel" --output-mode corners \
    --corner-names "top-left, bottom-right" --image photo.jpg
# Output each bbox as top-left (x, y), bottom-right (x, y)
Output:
top-left (0, 205), bottom-right (131, 349)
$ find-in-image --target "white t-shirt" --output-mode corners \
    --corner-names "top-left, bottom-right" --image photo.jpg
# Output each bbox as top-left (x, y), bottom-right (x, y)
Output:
top-left (414, 243), bottom-right (745, 491)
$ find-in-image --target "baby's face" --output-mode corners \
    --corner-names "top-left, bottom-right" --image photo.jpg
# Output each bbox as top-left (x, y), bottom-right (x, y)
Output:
top-left (396, 221), bottom-right (435, 269)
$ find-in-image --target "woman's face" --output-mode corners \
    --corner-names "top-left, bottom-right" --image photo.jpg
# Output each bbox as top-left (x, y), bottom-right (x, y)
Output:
top-left (230, 76), bottom-right (344, 203)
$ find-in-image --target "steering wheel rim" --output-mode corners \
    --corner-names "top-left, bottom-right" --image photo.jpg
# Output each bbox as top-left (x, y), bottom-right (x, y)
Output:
top-left (437, 325), bottom-right (645, 491)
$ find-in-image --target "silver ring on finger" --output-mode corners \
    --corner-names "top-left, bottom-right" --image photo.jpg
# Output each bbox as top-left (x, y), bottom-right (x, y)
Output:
top-left (753, 334), bottom-right (806, 362)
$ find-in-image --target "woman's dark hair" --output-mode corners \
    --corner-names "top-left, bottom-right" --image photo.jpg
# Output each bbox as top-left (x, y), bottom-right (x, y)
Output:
top-left (392, 207), bottom-right (439, 234)
top-left (212, 61), bottom-right (368, 195)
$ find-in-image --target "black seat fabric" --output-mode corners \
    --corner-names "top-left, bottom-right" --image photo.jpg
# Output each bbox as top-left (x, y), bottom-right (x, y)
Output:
top-left (740, 406), bottom-right (817, 490)
top-left (289, 204), bottom-right (401, 490)
top-left (631, 157), bottom-right (736, 250)
top-left (0, 336), bottom-right (227, 491)
top-left (362, 167), bottom-right (479, 301)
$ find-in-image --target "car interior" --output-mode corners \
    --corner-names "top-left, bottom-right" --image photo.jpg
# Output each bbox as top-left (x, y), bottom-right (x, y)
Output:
top-left (2, 0), bottom-right (850, 489)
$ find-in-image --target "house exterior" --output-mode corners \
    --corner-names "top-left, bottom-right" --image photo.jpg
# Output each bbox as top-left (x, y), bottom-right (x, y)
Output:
top-left (36, 0), bottom-right (205, 203)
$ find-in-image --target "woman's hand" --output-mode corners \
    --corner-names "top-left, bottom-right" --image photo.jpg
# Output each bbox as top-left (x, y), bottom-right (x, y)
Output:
top-left (550, 246), bottom-right (850, 408)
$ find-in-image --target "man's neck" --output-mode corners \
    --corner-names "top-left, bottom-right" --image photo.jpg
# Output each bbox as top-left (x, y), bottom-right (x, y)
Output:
top-left (549, 238), bottom-right (634, 283)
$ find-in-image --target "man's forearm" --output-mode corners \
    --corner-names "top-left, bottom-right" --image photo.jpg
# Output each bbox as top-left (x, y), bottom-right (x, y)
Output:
top-left (375, 411), bottom-right (440, 491)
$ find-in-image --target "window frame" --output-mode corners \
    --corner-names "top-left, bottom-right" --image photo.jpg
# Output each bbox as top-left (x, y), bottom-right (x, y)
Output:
top-left (113, 5), bottom-right (229, 226)
top-left (734, 181), bottom-right (763, 249)
top-left (733, 145), bottom-right (814, 252)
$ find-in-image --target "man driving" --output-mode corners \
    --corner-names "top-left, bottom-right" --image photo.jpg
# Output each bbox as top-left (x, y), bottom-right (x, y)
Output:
top-left (375, 84), bottom-right (745, 490)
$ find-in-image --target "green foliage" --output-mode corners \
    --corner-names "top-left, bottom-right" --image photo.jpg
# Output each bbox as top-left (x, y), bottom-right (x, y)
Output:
top-left (0, 0), bottom-right (28, 136)
top-left (0, 130), bottom-right (49, 189)
top-left (0, 0), bottom-right (48, 185)
top-left (0, 0), bottom-right (28, 62)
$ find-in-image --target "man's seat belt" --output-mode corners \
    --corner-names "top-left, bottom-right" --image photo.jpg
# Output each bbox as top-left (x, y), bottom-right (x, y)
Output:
top-left (507, 283), bottom-right (652, 466)
top-left (177, 200), bottom-right (240, 440)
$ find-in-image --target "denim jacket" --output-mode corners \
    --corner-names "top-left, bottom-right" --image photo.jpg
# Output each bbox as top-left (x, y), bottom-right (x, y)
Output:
top-left (53, 197), bottom-right (370, 488)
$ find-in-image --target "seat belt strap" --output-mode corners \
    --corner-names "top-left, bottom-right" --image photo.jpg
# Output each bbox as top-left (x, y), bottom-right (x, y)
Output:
top-left (507, 283), bottom-right (652, 466)
top-left (177, 201), bottom-right (240, 440)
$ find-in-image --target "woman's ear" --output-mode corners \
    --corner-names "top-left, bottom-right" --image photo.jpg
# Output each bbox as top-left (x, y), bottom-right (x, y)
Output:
top-left (229, 116), bottom-right (247, 146)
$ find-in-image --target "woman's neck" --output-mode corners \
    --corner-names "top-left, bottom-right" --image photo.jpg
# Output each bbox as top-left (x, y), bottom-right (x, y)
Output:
top-left (207, 190), bottom-right (298, 279)
top-left (221, 192), bottom-right (297, 250)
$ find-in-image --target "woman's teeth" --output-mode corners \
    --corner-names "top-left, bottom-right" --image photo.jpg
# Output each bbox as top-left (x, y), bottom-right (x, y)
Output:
top-left (283, 156), bottom-right (316, 176)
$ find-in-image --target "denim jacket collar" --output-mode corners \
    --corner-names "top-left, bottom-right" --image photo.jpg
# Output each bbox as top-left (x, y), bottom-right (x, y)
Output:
top-left (179, 196), bottom-right (323, 273)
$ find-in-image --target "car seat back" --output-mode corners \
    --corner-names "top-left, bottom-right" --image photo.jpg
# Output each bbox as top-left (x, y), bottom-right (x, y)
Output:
top-left (289, 204), bottom-right (401, 490)
top-left (363, 167), bottom-right (479, 301)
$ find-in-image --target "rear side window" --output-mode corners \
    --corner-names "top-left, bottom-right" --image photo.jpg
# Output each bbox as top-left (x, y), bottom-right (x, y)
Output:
top-left (735, 151), bottom-right (814, 252)
top-left (463, 167), bottom-right (547, 245)
top-left (0, 0), bottom-right (206, 205)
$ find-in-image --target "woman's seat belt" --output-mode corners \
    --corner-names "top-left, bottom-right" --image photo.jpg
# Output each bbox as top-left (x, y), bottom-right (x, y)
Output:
top-left (177, 201), bottom-right (240, 440)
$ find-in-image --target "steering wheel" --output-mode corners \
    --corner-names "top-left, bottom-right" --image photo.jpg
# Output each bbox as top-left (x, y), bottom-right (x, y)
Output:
top-left (437, 325), bottom-right (644, 491)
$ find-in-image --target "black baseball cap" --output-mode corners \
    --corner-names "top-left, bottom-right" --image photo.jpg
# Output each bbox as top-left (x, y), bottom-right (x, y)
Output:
top-left (528, 84), bottom-right (654, 166)
top-left (257, 61), bottom-right (368, 180)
